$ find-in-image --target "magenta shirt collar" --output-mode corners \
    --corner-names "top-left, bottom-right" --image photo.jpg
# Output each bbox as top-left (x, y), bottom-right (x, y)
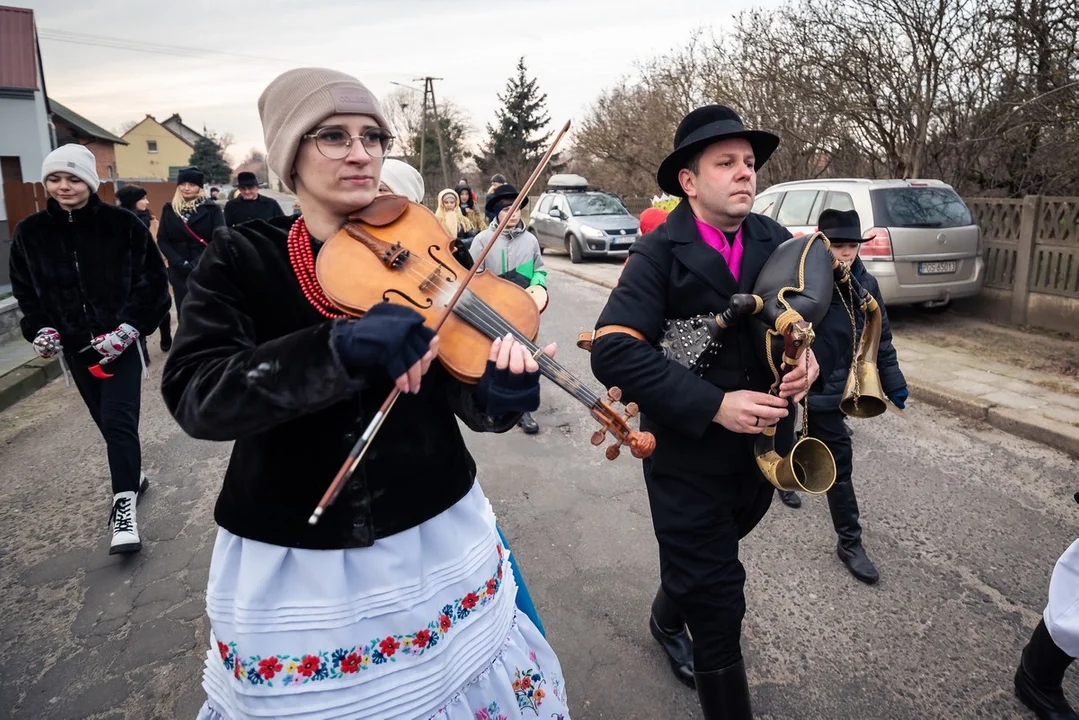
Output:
top-left (694, 217), bottom-right (744, 282)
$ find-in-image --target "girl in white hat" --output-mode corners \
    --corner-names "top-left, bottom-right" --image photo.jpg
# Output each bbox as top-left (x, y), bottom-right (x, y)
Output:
top-left (9, 143), bottom-right (171, 555)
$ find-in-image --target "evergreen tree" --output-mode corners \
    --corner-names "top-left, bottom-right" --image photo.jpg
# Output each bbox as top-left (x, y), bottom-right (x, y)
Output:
top-left (188, 134), bottom-right (232, 184)
top-left (476, 58), bottom-right (557, 184)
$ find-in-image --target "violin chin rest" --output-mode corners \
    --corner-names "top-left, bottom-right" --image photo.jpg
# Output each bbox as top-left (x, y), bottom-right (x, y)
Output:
top-left (346, 194), bottom-right (410, 227)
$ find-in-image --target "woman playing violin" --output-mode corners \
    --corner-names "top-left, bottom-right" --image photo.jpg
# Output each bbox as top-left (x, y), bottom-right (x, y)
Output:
top-left (161, 67), bottom-right (571, 720)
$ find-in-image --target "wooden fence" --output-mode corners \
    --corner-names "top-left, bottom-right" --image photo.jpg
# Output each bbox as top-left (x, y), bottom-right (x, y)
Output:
top-left (967, 195), bottom-right (1078, 329)
top-left (3, 180), bottom-right (178, 239)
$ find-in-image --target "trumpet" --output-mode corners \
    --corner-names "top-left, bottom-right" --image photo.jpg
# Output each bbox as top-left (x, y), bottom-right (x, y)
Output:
top-left (834, 263), bottom-right (887, 419)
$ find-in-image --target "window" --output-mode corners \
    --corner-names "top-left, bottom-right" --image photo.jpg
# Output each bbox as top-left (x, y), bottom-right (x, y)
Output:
top-left (752, 193), bottom-right (779, 218)
top-left (775, 190), bottom-right (821, 226)
top-left (1, 156), bottom-right (24, 183)
top-left (565, 192), bottom-right (628, 216)
top-left (868, 187), bottom-right (973, 228)
top-left (147, 140), bottom-right (158, 153)
top-left (822, 192), bottom-right (856, 213)
top-left (537, 195), bottom-right (554, 214)
top-left (552, 197), bottom-right (568, 216)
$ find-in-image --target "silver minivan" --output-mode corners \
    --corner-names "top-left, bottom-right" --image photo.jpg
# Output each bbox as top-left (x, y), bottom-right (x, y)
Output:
top-left (753, 178), bottom-right (985, 308)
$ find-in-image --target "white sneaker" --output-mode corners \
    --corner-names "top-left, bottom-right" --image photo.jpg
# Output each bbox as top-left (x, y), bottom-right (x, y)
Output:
top-left (109, 491), bottom-right (141, 555)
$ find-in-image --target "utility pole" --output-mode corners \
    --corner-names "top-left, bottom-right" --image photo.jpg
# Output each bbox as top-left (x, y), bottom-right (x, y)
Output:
top-left (391, 77), bottom-right (451, 189)
top-left (416, 77), bottom-right (451, 189)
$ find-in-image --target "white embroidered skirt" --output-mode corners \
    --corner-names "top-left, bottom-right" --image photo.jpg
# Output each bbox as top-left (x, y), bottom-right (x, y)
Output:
top-left (1045, 537), bottom-right (1079, 658)
top-left (195, 482), bottom-right (570, 720)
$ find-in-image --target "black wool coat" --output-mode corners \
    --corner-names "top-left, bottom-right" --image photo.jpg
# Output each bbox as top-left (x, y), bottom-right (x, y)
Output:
top-left (156, 199), bottom-right (225, 271)
top-left (224, 194), bottom-right (285, 227)
top-left (809, 257), bottom-right (906, 411)
top-left (8, 195), bottom-right (170, 358)
top-left (160, 215), bottom-right (522, 550)
top-left (590, 202), bottom-right (840, 476)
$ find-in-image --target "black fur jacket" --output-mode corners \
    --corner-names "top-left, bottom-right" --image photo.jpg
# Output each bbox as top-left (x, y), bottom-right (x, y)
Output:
top-left (156, 199), bottom-right (225, 271)
top-left (8, 195), bottom-right (171, 355)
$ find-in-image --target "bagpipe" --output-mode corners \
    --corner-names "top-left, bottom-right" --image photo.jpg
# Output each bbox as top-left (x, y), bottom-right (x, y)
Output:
top-left (624, 230), bottom-right (889, 493)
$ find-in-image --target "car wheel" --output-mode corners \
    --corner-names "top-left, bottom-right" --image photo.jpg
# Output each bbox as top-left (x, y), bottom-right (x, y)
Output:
top-left (568, 235), bottom-right (583, 264)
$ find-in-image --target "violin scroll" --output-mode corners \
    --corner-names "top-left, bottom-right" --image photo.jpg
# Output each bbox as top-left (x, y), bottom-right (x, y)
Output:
top-left (590, 386), bottom-right (656, 461)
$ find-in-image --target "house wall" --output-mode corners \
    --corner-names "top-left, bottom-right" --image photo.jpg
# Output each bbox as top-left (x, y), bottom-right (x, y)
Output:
top-left (0, 91), bottom-right (52, 184)
top-left (115, 118), bottom-right (192, 181)
top-left (52, 117), bottom-right (120, 179)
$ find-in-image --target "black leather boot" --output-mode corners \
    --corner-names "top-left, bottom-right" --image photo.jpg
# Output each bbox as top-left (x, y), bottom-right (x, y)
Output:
top-left (649, 587), bottom-right (695, 688)
top-left (827, 479), bottom-right (879, 584)
top-left (1015, 619), bottom-right (1079, 719)
top-left (518, 412), bottom-right (538, 434)
top-left (778, 490), bottom-right (801, 508)
top-left (159, 311), bottom-right (173, 352)
top-left (696, 658), bottom-right (753, 719)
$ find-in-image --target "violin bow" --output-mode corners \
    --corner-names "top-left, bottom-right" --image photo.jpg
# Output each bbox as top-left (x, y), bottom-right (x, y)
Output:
top-left (309, 120), bottom-right (573, 525)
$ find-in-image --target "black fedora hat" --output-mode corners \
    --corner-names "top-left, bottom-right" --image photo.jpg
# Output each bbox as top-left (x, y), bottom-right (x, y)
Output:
top-left (484, 183), bottom-right (528, 216)
top-left (817, 209), bottom-right (866, 243)
top-left (236, 171), bottom-right (259, 188)
top-left (656, 105), bottom-right (780, 197)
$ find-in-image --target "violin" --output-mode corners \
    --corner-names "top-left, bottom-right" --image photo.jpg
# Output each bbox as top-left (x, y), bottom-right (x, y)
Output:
top-left (308, 122), bottom-right (654, 525)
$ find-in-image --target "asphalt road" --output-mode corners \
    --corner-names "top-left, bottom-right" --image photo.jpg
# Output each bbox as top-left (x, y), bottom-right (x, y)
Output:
top-left (2, 267), bottom-right (1078, 719)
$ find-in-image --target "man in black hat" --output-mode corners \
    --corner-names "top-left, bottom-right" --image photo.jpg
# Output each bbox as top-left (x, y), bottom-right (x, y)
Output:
top-left (589, 105), bottom-right (834, 717)
top-left (485, 173), bottom-right (509, 222)
top-left (224, 171), bottom-right (285, 226)
top-left (470, 183), bottom-right (548, 435)
top-left (778, 209), bottom-right (907, 584)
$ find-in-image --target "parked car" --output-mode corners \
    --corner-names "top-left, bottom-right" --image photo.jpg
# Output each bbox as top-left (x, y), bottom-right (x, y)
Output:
top-left (529, 174), bottom-right (640, 263)
top-left (752, 178), bottom-right (985, 308)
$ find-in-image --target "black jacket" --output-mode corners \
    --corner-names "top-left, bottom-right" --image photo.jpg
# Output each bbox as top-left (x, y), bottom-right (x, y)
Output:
top-left (8, 195), bottom-right (170, 356)
top-left (156, 199), bottom-right (225, 270)
top-left (224, 194), bottom-right (285, 227)
top-left (160, 215), bottom-right (521, 550)
top-left (590, 202), bottom-right (837, 475)
top-left (809, 257), bottom-right (906, 411)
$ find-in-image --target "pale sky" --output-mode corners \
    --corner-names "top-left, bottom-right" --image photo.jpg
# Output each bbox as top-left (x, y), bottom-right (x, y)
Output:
top-left (22, 0), bottom-right (779, 166)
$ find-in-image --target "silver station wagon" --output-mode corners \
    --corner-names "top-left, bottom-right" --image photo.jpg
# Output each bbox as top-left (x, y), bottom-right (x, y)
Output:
top-left (753, 178), bottom-right (985, 308)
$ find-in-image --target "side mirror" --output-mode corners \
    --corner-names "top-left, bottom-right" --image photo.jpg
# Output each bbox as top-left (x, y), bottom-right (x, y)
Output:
top-left (550, 208), bottom-right (563, 219)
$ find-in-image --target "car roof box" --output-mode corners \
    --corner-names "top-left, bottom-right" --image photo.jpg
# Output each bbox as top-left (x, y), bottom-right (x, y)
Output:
top-left (546, 173), bottom-right (589, 191)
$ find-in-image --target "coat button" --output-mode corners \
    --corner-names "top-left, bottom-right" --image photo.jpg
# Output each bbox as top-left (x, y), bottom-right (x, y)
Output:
top-left (343, 431), bottom-right (357, 444)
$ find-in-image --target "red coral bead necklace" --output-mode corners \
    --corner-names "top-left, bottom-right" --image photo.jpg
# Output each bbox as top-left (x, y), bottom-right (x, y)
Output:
top-left (287, 216), bottom-right (347, 319)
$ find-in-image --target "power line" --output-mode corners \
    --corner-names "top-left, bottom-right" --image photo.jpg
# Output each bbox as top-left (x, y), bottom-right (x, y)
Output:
top-left (37, 28), bottom-right (291, 64)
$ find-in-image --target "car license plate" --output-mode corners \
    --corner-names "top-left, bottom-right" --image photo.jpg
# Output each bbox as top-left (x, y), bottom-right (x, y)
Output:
top-left (918, 261), bottom-right (957, 275)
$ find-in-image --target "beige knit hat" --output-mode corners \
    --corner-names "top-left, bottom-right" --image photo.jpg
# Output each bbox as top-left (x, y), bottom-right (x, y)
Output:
top-left (258, 68), bottom-right (390, 192)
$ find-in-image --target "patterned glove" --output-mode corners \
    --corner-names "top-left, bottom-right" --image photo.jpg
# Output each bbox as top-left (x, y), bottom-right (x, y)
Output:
top-left (90, 323), bottom-right (139, 365)
top-left (32, 327), bottom-right (63, 359)
top-left (888, 387), bottom-right (908, 409)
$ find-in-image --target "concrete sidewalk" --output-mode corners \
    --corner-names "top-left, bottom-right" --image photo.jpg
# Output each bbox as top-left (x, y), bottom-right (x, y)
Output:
top-left (543, 254), bottom-right (1079, 458)
top-left (895, 335), bottom-right (1079, 456)
top-left (0, 298), bottom-right (63, 413)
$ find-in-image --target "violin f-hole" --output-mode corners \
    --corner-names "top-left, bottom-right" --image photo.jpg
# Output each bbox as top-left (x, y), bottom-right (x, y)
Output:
top-left (382, 288), bottom-right (433, 310)
top-left (427, 245), bottom-right (458, 282)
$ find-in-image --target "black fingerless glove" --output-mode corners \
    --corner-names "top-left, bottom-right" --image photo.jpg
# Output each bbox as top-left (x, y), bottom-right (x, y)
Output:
top-left (474, 360), bottom-right (541, 416)
top-left (331, 302), bottom-right (436, 380)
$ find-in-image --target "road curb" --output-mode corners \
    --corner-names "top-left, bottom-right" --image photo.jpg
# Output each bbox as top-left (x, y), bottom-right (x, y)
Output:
top-left (553, 266), bottom-right (616, 290)
top-left (554, 266), bottom-right (1079, 458)
top-left (0, 357), bottom-right (62, 414)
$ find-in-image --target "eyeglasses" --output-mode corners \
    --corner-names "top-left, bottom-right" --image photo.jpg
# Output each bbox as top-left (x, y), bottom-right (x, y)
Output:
top-left (302, 126), bottom-right (395, 160)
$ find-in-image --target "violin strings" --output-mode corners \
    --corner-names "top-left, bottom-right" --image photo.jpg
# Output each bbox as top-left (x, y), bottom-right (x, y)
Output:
top-left (347, 256), bottom-right (602, 406)
top-left (455, 293), bottom-right (601, 406)
top-left (331, 247), bottom-right (607, 408)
